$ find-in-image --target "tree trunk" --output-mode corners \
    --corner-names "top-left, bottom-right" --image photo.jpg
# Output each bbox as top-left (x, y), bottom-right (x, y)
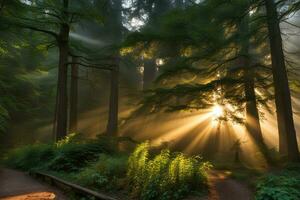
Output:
top-left (55, 37), bottom-right (69, 140)
top-left (106, 64), bottom-right (119, 136)
top-left (239, 15), bottom-right (264, 143)
top-left (265, 0), bottom-right (299, 161)
top-left (104, 0), bottom-right (122, 136)
top-left (244, 67), bottom-right (263, 142)
top-left (143, 59), bottom-right (156, 89)
top-left (55, 0), bottom-right (69, 141)
top-left (69, 56), bottom-right (78, 133)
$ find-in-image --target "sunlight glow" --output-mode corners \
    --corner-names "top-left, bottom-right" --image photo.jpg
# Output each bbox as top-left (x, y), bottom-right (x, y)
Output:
top-left (69, 32), bottom-right (104, 46)
top-left (212, 105), bottom-right (223, 119)
top-left (121, 107), bottom-right (274, 169)
top-left (156, 58), bottom-right (164, 66)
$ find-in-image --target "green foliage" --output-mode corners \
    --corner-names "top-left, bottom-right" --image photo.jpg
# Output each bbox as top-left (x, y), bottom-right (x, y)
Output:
top-left (47, 142), bottom-right (103, 172)
top-left (4, 135), bottom-right (121, 172)
top-left (0, 13), bottom-right (52, 135)
top-left (255, 168), bottom-right (300, 200)
top-left (56, 132), bottom-right (83, 147)
top-left (127, 142), bottom-right (211, 200)
top-left (124, 0), bottom-right (275, 124)
top-left (0, 105), bottom-right (9, 134)
top-left (76, 154), bottom-right (128, 190)
top-left (5, 143), bottom-right (54, 170)
top-left (48, 136), bottom-right (120, 172)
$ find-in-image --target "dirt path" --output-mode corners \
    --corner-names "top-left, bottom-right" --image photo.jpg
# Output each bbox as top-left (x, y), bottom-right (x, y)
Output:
top-left (0, 168), bottom-right (67, 200)
top-left (206, 170), bottom-right (253, 200)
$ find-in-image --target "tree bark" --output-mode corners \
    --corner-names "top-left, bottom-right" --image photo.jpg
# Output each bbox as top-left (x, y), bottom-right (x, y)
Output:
top-left (244, 63), bottom-right (263, 143)
top-left (239, 15), bottom-right (264, 143)
top-left (106, 64), bottom-right (119, 136)
top-left (69, 56), bottom-right (78, 133)
top-left (55, 0), bottom-right (70, 141)
top-left (104, 0), bottom-right (122, 136)
top-left (143, 59), bottom-right (156, 89)
top-left (265, 0), bottom-right (299, 161)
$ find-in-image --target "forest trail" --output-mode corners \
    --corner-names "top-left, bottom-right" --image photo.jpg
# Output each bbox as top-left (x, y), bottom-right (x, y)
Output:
top-left (0, 168), bottom-right (67, 200)
top-left (206, 170), bottom-right (253, 200)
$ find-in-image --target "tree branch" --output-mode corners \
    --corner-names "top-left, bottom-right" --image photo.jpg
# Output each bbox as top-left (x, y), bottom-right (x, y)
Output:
top-left (66, 62), bottom-right (114, 71)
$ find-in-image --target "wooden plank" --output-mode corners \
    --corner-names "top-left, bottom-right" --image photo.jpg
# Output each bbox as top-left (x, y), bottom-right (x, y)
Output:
top-left (30, 171), bottom-right (119, 200)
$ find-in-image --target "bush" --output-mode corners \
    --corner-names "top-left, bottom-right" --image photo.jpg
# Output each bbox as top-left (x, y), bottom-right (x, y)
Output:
top-left (255, 170), bottom-right (300, 200)
top-left (5, 143), bottom-right (54, 170)
top-left (56, 132), bottom-right (82, 147)
top-left (4, 135), bottom-right (121, 172)
top-left (127, 142), bottom-right (212, 200)
top-left (75, 154), bottom-right (128, 190)
top-left (47, 141), bottom-right (108, 172)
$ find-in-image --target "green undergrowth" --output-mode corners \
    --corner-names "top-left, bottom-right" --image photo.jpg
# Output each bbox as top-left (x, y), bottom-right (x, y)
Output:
top-left (3, 135), bottom-right (212, 200)
top-left (255, 164), bottom-right (300, 200)
top-left (127, 142), bottom-right (211, 200)
top-left (4, 133), bottom-right (119, 171)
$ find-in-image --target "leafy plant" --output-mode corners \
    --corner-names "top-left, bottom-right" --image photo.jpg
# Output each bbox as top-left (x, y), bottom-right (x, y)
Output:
top-left (255, 170), bottom-right (300, 200)
top-left (4, 135), bottom-right (121, 172)
top-left (127, 142), bottom-right (212, 200)
top-left (76, 154), bottom-right (128, 190)
top-left (47, 141), bottom-right (106, 172)
top-left (56, 132), bottom-right (82, 147)
top-left (4, 143), bottom-right (54, 170)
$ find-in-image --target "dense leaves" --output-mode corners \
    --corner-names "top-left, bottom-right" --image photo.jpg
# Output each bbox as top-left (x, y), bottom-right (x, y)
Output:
top-left (127, 142), bottom-right (211, 200)
top-left (255, 166), bottom-right (300, 200)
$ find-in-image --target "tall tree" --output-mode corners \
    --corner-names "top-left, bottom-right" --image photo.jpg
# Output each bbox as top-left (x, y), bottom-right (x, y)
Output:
top-left (129, 0), bottom-right (172, 89)
top-left (4, 0), bottom-right (101, 141)
top-left (105, 0), bottom-right (123, 135)
top-left (55, 0), bottom-right (70, 140)
top-left (69, 56), bottom-right (78, 133)
top-left (124, 0), bottom-right (274, 150)
top-left (239, 12), bottom-right (263, 144)
top-left (4, 0), bottom-right (70, 141)
top-left (265, 0), bottom-right (299, 161)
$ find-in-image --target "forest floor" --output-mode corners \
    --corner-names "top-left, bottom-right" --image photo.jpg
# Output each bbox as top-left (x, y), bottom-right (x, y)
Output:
top-left (185, 170), bottom-right (254, 200)
top-left (205, 170), bottom-right (253, 200)
top-left (0, 168), bottom-right (67, 200)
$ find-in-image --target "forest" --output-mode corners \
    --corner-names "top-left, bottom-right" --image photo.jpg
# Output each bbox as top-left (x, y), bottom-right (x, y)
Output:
top-left (0, 0), bottom-right (300, 199)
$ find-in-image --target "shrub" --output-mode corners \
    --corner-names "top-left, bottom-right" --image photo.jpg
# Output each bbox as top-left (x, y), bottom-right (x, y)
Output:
top-left (46, 134), bottom-right (121, 172)
top-left (56, 132), bottom-right (82, 147)
top-left (75, 154), bottom-right (128, 190)
top-left (47, 141), bottom-right (106, 172)
top-left (255, 171), bottom-right (300, 200)
top-left (4, 135), bottom-right (122, 172)
top-left (5, 143), bottom-right (54, 170)
top-left (127, 142), bottom-right (212, 200)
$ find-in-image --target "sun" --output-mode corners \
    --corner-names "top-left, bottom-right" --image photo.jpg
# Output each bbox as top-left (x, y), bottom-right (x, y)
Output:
top-left (212, 105), bottom-right (223, 119)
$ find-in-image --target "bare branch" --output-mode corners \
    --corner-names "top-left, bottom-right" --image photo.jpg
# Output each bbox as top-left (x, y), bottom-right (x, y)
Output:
top-left (16, 22), bottom-right (58, 39)
top-left (66, 62), bottom-right (114, 71)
